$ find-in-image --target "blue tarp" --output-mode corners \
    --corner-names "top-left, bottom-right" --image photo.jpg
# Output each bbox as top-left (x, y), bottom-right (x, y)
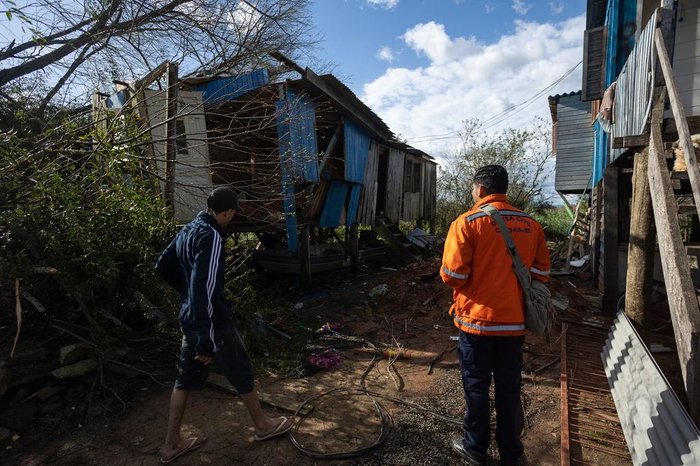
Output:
top-left (592, 120), bottom-right (608, 187)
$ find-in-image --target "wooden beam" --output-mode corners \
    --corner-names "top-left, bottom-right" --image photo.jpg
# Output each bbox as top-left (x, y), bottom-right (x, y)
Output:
top-left (602, 165), bottom-right (620, 312)
top-left (349, 224), bottom-right (359, 276)
top-left (164, 62), bottom-right (178, 211)
top-left (560, 324), bottom-right (570, 466)
top-left (299, 224), bottom-right (311, 289)
top-left (647, 93), bottom-right (700, 424)
top-left (318, 123), bottom-right (342, 177)
top-left (655, 28), bottom-right (700, 219)
top-left (624, 148), bottom-right (655, 330)
top-left (612, 134), bottom-right (649, 149)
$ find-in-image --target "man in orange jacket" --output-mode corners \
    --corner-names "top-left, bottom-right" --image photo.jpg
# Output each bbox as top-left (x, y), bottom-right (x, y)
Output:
top-left (441, 165), bottom-right (550, 465)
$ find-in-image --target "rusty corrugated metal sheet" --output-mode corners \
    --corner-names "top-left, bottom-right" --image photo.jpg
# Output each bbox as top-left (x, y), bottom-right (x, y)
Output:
top-left (602, 311), bottom-right (700, 465)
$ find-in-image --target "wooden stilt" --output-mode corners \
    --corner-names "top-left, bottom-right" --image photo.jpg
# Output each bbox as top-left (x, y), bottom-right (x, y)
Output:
top-left (299, 224), bottom-right (311, 289)
top-left (349, 223), bottom-right (359, 276)
top-left (602, 166), bottom-right (621, 313)
top-left (624, 148), bottom-right (655, 330)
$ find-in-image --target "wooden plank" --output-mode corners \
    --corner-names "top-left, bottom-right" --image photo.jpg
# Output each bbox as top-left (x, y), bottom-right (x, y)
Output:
top-left (647, 93), bottom-right (700, 424)
top-left (165, 62), bottom-right (179, 212)
top-left (561, 325), bottom-right (570, 466)
top-left (602, 165), bottom-right (620, 311)
top-left (656, 28), bottom-right (700, 219)
top-left (299, 224), bottom-right (311, 289)
top-left (612, 134), bottom-right (650, 149)
top-left (385, 149), bottom-right (405, 222)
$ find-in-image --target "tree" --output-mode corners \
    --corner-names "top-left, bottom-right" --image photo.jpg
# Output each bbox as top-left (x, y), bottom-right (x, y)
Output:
top-left (0, 0), bottom-right (317, 125)
top-left (435, 118), bottom-right (554, 234)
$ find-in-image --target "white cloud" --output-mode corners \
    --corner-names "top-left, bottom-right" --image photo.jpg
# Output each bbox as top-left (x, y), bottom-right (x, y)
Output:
top-left (550, 2), bottom-right (564, 14)
top-left (361, 15), bottom-right (585, 157)
top-left (485, 4), bottom-right (496, 14)
top-left (366, 0), bottom-right (400, 9)
top-left (402, 21), bottom-right (479, 65)
top-left (377, 46), bottom-right (395, 63)
top-left (512, 0), bottom-right (531, 15)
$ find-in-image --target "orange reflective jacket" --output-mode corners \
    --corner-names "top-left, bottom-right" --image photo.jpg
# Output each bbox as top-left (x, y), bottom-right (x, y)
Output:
top-left (440, 194), bottom-right (550, 336)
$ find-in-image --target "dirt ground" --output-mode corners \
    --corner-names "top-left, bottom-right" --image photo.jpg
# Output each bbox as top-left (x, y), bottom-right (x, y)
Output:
top-left (5, 260), bottom-right (567, 465)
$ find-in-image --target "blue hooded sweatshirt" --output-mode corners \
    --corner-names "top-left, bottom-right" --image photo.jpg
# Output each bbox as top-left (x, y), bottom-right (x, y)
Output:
top-left (155, 211), bottom-right (232, 356)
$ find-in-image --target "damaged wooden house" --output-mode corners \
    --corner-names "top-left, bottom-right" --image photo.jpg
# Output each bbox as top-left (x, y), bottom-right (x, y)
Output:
top-left (553, 0), bottom-right (700, 463)
top-left (92, 53), bottom-right (438, 285)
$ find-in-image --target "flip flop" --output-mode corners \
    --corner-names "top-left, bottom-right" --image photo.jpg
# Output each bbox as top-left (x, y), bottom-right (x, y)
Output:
top-left (160, 437), bottom-right (207, 464)
top-left (254, 416), bottom-right (293, 441)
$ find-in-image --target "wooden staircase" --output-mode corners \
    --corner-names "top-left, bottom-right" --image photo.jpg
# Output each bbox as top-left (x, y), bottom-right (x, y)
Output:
top-left (374, 216), bottom-right (423, 264)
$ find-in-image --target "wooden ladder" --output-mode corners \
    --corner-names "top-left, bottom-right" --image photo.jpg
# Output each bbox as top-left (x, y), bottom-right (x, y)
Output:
top-left (637, 28), bottom-right (700, 424)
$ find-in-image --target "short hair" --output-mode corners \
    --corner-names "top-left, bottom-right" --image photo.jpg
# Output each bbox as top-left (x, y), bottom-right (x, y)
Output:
top-left (207, 187), bottom-right (240, 214)
top-left (473, 165), bottom-right (508, 195)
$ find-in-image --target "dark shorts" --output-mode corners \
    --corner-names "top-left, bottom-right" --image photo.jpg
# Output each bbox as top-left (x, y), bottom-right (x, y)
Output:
top-left (174, 324), bottom-right (255, 394)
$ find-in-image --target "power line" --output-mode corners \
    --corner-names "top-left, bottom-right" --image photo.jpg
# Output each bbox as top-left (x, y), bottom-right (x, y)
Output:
top-left (405, 60), bottom-right (582, 144)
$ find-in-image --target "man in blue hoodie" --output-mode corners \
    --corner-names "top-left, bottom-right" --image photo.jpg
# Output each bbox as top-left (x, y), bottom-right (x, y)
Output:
top-left (156, 187), bottom-right (292, 464)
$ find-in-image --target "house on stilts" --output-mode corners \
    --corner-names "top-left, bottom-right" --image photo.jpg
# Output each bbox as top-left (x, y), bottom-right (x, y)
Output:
top-left (92, 53), bottom-right (437, 287)
top-left (552, 0), bottom-right (700, 462)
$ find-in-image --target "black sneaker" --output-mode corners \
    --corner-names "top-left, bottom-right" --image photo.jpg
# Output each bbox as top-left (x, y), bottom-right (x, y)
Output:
top-left (450, 434), bottom-right (486, 465)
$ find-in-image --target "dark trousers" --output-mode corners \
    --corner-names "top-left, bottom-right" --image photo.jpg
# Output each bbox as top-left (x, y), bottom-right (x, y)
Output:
top-left (458, 331), bottom-right (525, 464)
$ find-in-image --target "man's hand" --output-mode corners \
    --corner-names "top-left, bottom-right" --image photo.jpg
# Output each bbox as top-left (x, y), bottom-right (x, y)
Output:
top-left (195, 354), bottom-right (213, 365)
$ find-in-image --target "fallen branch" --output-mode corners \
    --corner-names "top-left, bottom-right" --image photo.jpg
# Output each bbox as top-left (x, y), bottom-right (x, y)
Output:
top-left (427, 344), bottom-right (457, 375)
top-left (11, 279), bottom-right (22, 358)
top-left (132, 291), bottom-right (176, 327)
top-left (533, 356), bottom-right (560, 374)
top-left (21, 290), bottom-right (47, 314)
top-left (422, 288), bottom-right (449, 306)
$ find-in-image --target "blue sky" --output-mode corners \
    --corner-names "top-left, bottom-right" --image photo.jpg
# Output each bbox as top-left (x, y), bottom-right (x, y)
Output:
top-left (310, 0), bottom-right (587, 156)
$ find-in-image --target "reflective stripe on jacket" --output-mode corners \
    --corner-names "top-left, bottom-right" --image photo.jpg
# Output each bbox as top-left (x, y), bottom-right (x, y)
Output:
top-left (440, 194), bottom-right (551, 336)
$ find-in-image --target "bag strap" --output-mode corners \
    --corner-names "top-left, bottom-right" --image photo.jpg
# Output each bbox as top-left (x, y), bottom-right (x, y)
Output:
top-left (479, 204), bottom-right (532, 291)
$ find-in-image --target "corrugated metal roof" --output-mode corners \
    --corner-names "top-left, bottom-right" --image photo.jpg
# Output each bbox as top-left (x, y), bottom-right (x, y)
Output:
top-left (602, 310), bottom-right (700, 465)
top-left (193, 69), bottom-right (270, 105)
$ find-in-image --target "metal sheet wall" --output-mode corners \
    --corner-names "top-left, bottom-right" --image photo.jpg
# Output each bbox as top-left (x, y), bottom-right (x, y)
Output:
top-left (346, 183), bottom-right (362, 226)
top-left (602, 311), bottom-right (700, 465)
top-left (610, 9), bottom-right (657, 162)
top-left (385, 149), bottom-right (405, 222)
top-left (344, 119), bottom-right (371, 183)
top-left (318, 181), bottom-right (348, 228)
top-left (277, 89), bottom-right (319, 183)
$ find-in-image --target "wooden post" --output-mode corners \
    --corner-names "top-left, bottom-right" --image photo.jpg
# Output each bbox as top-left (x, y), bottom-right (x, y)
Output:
top-left (164, 62), bottom-right (178, 212)
top-left (349, 224), bottom-right (359, 276)
top-left (602, 165), bottom-right (621, 313)
top-left (647, 93), bottom-right (700, 424)
top-left (299, 224), bottom-right (311, 289)
top-left (624, 148), bottom-right (656, 330)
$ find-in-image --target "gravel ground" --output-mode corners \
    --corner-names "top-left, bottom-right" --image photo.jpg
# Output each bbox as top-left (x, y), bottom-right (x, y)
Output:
top-left (360, 367), bottom-right (479, 465)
